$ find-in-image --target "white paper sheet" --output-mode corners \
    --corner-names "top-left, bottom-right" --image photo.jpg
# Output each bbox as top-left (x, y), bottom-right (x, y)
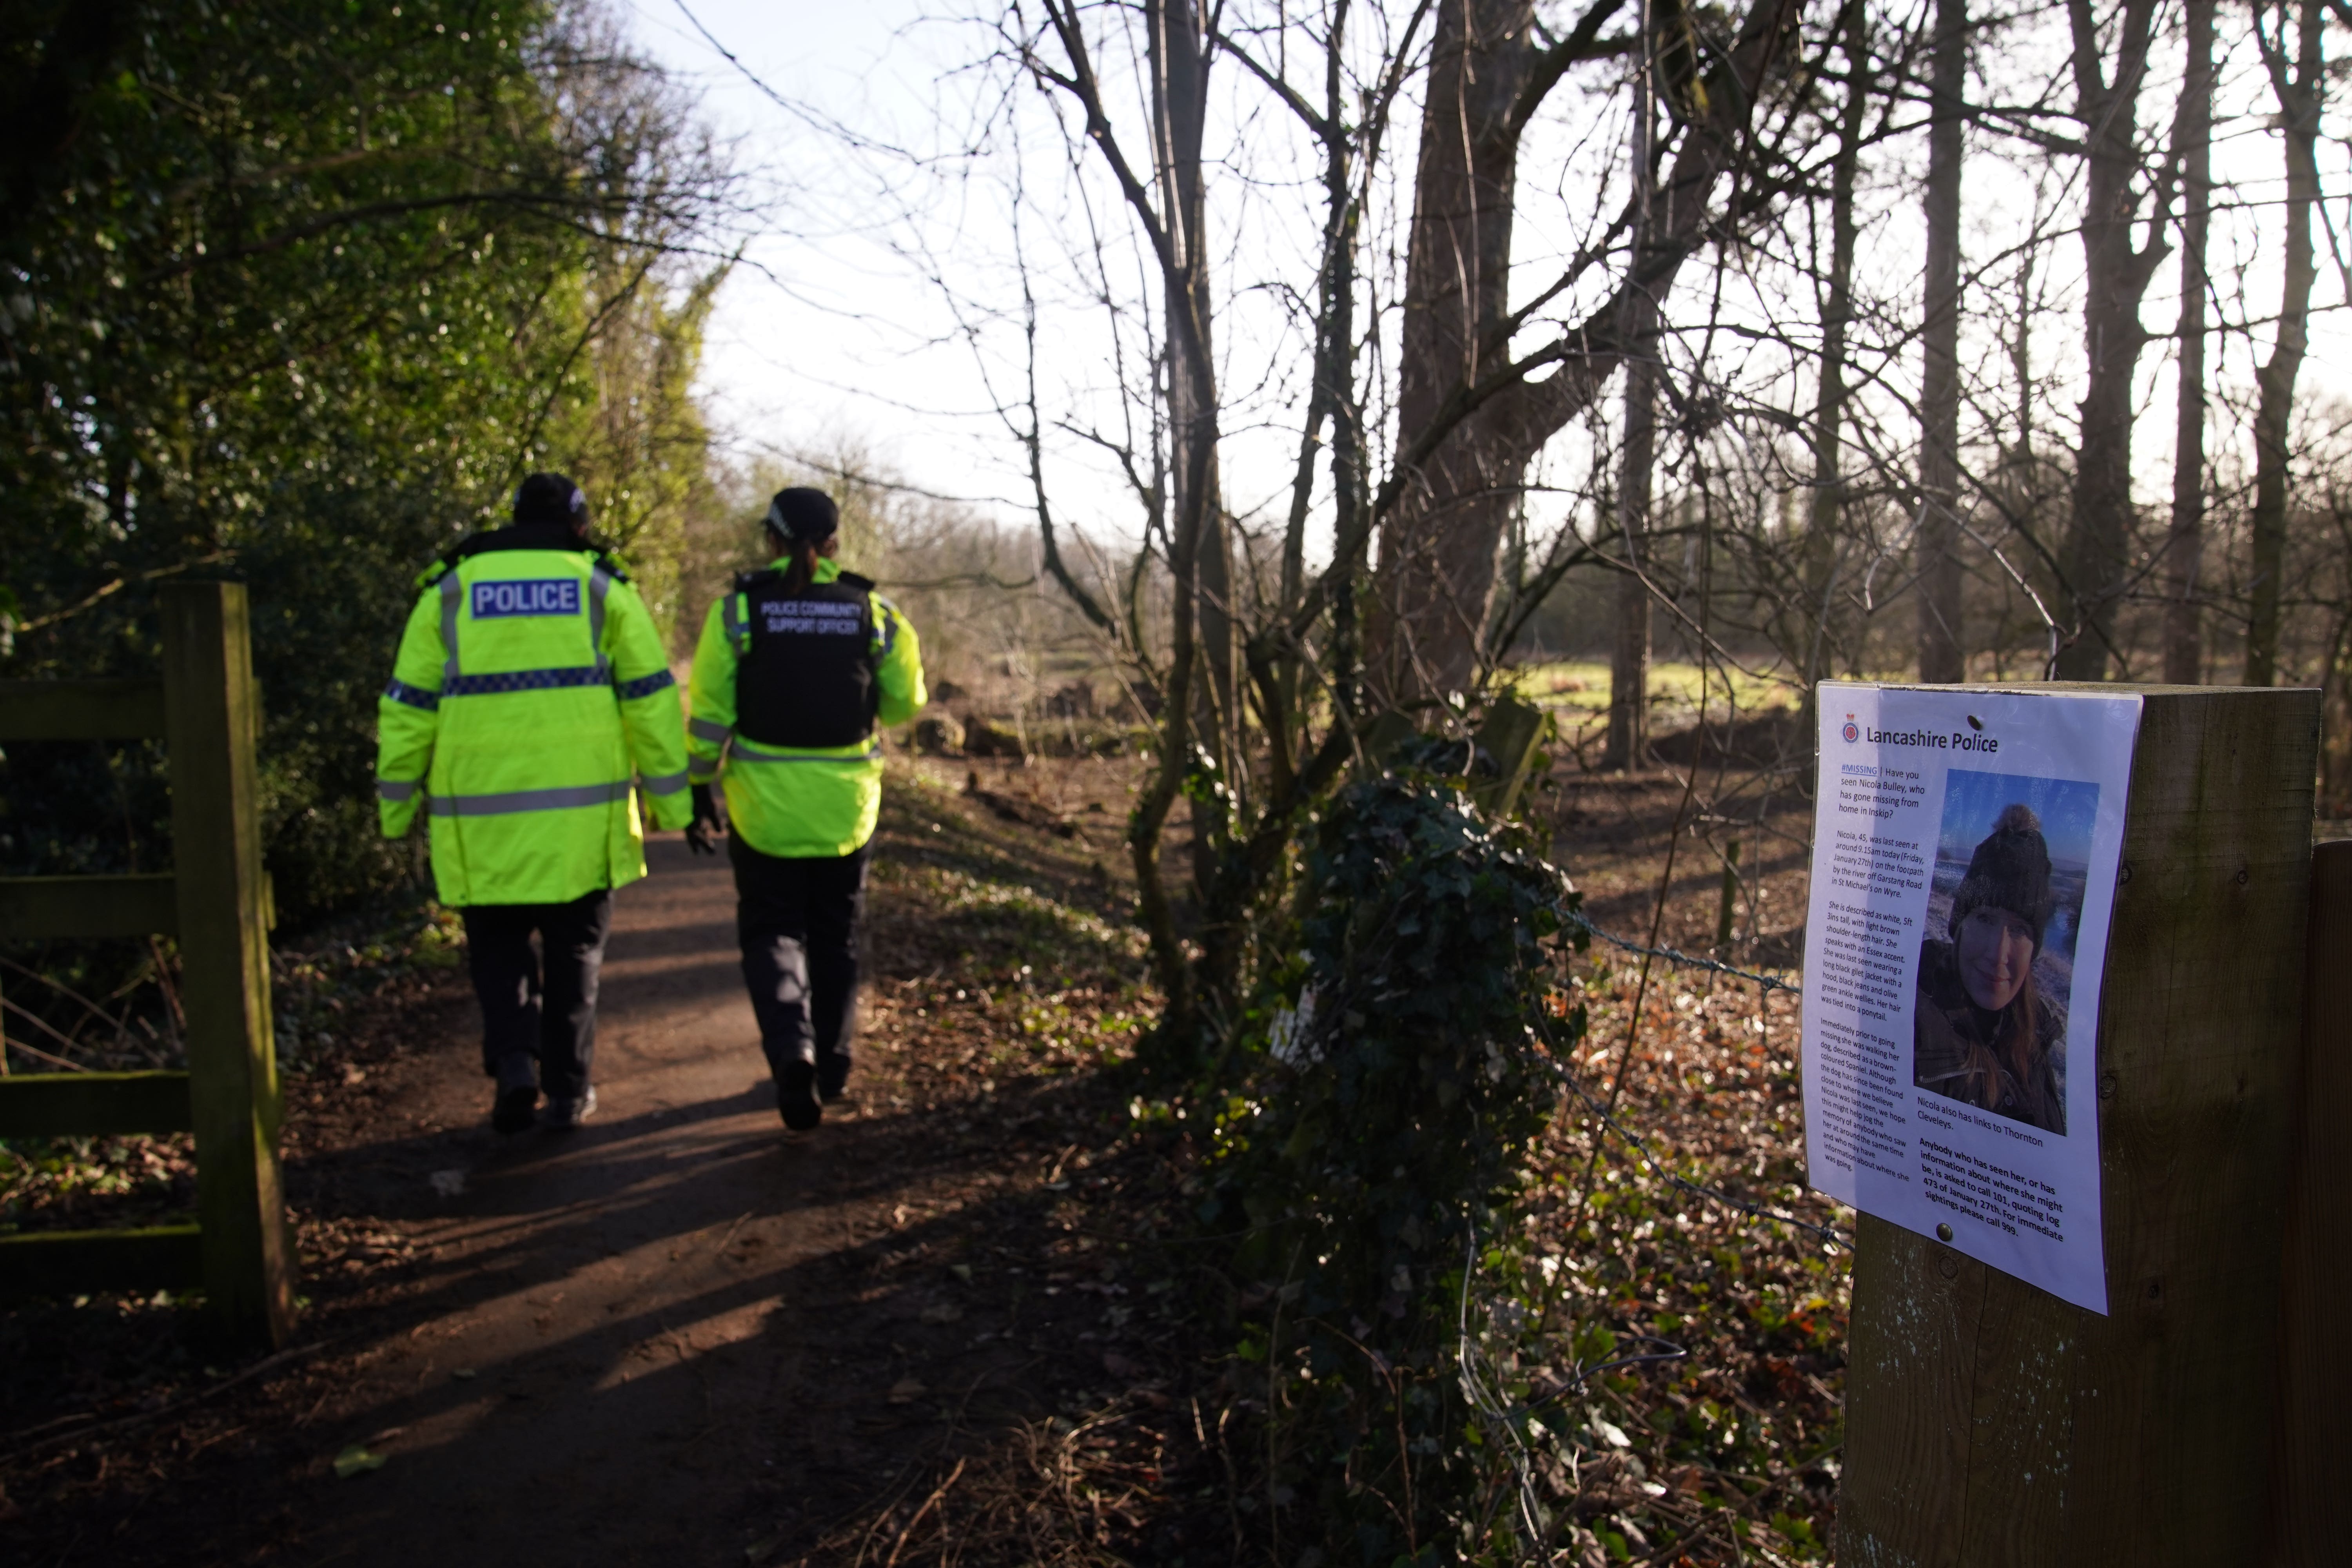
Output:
top-left (1802, 682), bottom-right (2141, 1313)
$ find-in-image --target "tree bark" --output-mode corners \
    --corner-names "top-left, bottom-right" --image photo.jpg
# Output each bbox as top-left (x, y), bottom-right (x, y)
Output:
top-left (2051, 0), bottom-right (2167, 681)
top-left (1372, 0), bottom-right (1543, 707)
top-left (1605, 323), bottom-right (1656, 769)
top-left (1802, 0), bottom-right (1869, 697)
top-left (2154, 0), bottom-right (2211, 686)
top-left (1144, 0), bottom-right (1237, 891)
top-left (2245, 0), bottom-right (2322, 687)
top-left (2161, 0), bottom-right (2214, 685)
top-left (1916, 0), bottom-right (1967, 682)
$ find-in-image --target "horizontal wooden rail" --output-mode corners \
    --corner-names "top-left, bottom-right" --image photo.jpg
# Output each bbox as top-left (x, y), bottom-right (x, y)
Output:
top-left (0, 679), bottom-right (169, 740)
top-left (0, 1071), bottom-right (192, 1137)
top-left (0, 875), bottom-right (179, 939)
top-left (0, 1225), bottom-right (204, 1298)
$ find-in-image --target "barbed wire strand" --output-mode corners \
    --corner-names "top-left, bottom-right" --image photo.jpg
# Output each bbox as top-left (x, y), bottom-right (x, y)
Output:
top-left (1559, 906), bottom-right (1802, 996)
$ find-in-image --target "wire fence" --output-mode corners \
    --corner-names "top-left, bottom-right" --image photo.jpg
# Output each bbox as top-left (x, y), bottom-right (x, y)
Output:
top-left (1542, 909), bottom-right (1845, 1252)
top-left (1558, 907), bottom-right (1802, 997)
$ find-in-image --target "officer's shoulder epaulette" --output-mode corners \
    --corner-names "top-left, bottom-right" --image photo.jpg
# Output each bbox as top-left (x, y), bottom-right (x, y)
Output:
top-left (834, 570), bottom-right (877, 592)
top-left (734, 567), bottom-right (782, 593)
top-left (586, 546), bottom-right (632, 584)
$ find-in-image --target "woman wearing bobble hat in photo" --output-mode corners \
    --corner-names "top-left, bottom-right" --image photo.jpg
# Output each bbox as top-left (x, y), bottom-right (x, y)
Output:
top-left (683, 488), bottom-right (926, 1131)
top-left (1912, 803), bottom-right (2069, 1135)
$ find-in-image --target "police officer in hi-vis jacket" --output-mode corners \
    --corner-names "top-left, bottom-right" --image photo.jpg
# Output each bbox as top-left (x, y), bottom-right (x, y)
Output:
top-left (685, 487), bottom-right (926, 1130)
top-left (377, 474), bottom-right (692, 1133)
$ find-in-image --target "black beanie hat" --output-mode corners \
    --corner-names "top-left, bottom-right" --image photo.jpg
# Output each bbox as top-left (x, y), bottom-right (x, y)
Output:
top-left (514, 472), bottom-right (588, 528)
top-left (764, 486), bottom-right (839, 547)
top-left (1949, 803), bottom-right (2054, 951)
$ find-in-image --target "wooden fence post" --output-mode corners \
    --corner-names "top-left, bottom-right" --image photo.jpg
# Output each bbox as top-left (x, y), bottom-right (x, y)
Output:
top-left (1836, 685), bottom-right (2319, 1568)
top-left (160, 581), bottom-right (294, 1348)
top-left (2263, 837), bottom-right (2352, 1565)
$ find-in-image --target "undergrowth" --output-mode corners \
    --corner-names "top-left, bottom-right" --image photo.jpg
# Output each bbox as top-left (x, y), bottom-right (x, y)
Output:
top-left (1157, 758), bottom-right (1849, 1566)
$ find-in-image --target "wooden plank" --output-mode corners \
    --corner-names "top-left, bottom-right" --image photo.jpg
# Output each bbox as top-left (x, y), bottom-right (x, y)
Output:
top-left (1838, 685), bottom-right (2319, 1568)
top-left (2263, 840), bottom-right (2352, 1566)
top-left (161, 582), bottom-right (295, 1349)
top-left (0, 1070), bottom-right (192, 1136)
top-left (0, 874), bottom-right (179, 939)
top-left (0, 678), bottom-right (168, 740)
top-left (0, 1225), bottom-right (205, 1298)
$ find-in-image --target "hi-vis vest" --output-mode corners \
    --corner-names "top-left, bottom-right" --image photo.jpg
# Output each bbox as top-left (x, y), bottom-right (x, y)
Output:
top-left (733, 568), bottom-right (881, 748)
top-left (376, 531), bottom-right (692, 906)
top-left (686, 555), bottom-right (927, 859)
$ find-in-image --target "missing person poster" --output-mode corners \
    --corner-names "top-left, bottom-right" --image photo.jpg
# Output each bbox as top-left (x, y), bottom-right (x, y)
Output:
top-left (1802, 682), bottom-right (2141, 1313)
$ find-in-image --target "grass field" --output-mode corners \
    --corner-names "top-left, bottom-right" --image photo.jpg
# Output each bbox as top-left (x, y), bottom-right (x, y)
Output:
top-left (1511, 659), bottom-right (1800, 727)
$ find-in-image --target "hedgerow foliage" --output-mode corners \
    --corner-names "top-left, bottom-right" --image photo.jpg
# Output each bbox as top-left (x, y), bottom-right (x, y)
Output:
top-left (1198, 768), bottom-right (1586, 1564)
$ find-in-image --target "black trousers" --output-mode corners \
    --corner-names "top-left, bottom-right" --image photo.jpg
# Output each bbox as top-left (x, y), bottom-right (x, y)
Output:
top-left (461, 890), bottom-right (614, 1104)
top-left (730, 835), bottom-right (867, 1083)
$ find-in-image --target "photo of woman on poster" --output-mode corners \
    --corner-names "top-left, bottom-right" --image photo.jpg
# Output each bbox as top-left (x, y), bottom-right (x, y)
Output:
top-left (1913, 774), bottom-right (2097, 1136)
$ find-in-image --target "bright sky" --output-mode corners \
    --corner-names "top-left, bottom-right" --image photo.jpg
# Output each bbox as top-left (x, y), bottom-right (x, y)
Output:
top-left (622, 0), bottom-right (1056, 515)
top-left (626, 0), bottom-right (2352, 573)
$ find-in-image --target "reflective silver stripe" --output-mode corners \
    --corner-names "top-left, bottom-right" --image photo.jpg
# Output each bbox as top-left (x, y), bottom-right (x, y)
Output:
top-left (377, 778), bottom-right (421, 802)
top-left (439, 570), bottom-right (463, 686)
top-left (688, 759), bottom-right (719, 782)
top-left (872, 593), bottom-right (897, 655)
top-left (589, 566), bottom-right (613, 681)
top-left (689, 717), bottom-right (732, 743)
top-left (728, 745), bottom-right (884, 764)
top-left (426, 781), bottom-right (633, 817)
top-left (641, 769), bottom-right (690, 794)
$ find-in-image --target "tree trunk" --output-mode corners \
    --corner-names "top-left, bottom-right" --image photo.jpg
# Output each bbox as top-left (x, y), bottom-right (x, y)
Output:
top-left (1146, 0), bottom-right (1236, 891)
top-left (1366, 0), bottom-right (1804, 707)
top-left (1803, 0), bottom-right (1869, 696)
top-left (2246, 0), bottom-right (2322, 687)
top-left (2051, 0), bottom-right (2167, 682)
top-left (1268, 0), bottom-right (1364, 775)
top-left (2161, 0), bottom-right (2214, 685)
top-left (1916, 0), bottom-right (1966, 682)
top-left (1604, 9), bottom-right (1659, 771)
top-left (1371, 0), bottom-right (1539, 707)
top-left (1605, 332), bottom-right (1656, 769)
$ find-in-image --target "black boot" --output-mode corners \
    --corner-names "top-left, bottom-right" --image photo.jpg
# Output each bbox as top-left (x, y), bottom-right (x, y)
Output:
top-left (817, 1051), bottom-right (851, 1103)
top-left (491, 1052), bottom-right (539, 1134)
top-left (777, 1058), bottom-right (822, 1131)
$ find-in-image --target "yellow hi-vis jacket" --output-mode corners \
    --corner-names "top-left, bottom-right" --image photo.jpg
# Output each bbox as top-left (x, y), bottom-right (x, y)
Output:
top-left (376, 530), bottom-right (692, 906)
top-left (686, 557), bottom-right (926, 858)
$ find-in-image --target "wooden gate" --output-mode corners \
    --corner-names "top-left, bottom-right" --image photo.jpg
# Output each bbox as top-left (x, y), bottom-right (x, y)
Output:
top-left (0, 581), bottom-right (294, 1347)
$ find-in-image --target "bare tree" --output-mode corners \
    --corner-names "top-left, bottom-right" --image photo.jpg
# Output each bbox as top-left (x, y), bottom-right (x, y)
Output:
top-left (2051, 0), bottom-right (2170, 680)
top-left (2161, 0), bottom-right (2216, 685)
top-left (1800, 0), bottom-right (1873, 698)
top-left (1606, 23), bottom-right (1659, 770)
top-left (2246, 0), bottom-right (2325, 686)
top-left (1916, 0), bottom-right (1967, 682)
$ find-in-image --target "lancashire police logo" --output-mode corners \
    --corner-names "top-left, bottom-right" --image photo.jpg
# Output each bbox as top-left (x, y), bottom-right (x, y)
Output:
top-left (1841, 714), bottom-right (1860, 744)
top-left (472, 579), bottom-right (582, 619)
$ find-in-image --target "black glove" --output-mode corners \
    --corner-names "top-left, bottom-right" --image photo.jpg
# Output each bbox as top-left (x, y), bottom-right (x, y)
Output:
top-left (686, 782), bottom-right (723, 855)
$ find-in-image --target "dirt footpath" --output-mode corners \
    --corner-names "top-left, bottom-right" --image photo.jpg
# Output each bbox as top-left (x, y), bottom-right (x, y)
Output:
top-left (5, 762), bottom-right (1187, 1567)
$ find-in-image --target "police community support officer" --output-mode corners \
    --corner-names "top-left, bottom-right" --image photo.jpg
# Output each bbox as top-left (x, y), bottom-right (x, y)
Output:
top-left (377, 474), bottom-right (692, 1133)
top-left (685, 487), bottom-right (926, 1131)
